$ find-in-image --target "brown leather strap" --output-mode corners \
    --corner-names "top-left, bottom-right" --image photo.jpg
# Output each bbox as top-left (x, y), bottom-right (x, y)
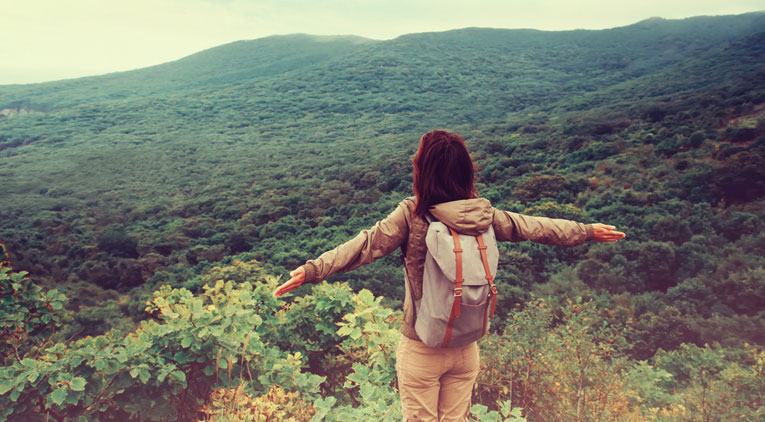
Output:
top-left (476, 235), bottom-right (498, 317)
top-left (482, 298), bottom-right (489, 335)
top-left (443, 227), bottom-right (464, 347)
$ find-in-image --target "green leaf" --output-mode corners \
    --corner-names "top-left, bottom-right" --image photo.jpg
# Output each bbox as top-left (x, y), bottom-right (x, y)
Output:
top-left (70, 356), bottom-right (85, 367)
top-left (171, 370), bottom-right (186, 385)
top-left (115, 352), bottom-right (128, 364)
top-left (50, 386), bottom-right (68, 406)
top-left (139, 369), bottom-right (150, 384)
top-left (27, 370), bottom-right (39, 383)
top-left (310, 396), bottom-right (336, 422)
top-left (350, 328), bottom-right (362, 340)
top-left (358, 289), bottom-right (374, 303)
top-left (65, 390), bottom-right (82, 406)
top-left (173, 350), bottom-right (190, 363)
top-left (181, 335), bottom-right (191, 348)
top-left (0, 381), bottom-right (14, 395)
top-left (69, 377), bottom-right (86, 392)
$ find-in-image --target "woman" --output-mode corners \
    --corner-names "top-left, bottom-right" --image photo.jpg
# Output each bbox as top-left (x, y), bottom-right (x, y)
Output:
top-left (273, 130), bottom-right (625, 421)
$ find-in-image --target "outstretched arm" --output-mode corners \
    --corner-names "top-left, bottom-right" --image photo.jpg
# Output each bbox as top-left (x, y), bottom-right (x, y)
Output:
top-left (493, 208), bottom-right (625, 245)
top-left (272, 200), bottom-right (409, 297)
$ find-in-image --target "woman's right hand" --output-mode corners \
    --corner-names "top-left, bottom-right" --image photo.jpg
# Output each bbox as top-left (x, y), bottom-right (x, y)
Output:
top-left (273, 267), bottom-right (306, 297)
top-left (591, 223), bottom-right (626, 242)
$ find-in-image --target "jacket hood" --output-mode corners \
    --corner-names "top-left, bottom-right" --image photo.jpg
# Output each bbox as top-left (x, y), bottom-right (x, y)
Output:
top-left (429, 198), bottom-right (494, 236)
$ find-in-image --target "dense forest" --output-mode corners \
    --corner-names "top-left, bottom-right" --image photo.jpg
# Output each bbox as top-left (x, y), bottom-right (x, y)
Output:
top-left (1, 12), bottom-right (764, 421)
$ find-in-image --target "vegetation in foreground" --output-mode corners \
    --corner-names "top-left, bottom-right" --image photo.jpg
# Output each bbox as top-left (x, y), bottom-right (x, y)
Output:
top-left (1, 260), bottom-right (762, 421)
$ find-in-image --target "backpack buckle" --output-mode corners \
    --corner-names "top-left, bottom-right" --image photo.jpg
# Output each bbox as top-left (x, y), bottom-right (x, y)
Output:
top-left (454, 287), bottom-right (463, 297)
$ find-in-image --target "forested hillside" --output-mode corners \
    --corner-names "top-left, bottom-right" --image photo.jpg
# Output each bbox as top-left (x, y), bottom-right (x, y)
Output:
top-left (1, 12), bottom-right (764, 421)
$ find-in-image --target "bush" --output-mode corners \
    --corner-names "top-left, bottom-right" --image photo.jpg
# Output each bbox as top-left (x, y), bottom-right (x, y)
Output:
top-left (97, 227), bottom-right (139, 259)
top-left (0, 269), bottom-right (324, 421)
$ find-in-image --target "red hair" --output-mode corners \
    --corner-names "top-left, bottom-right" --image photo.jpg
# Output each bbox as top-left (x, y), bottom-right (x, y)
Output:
top-left (412, 130), bottom-right (477, 217)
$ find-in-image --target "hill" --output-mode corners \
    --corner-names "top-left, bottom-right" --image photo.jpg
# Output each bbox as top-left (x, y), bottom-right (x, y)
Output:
top-left (0, 12), bottom-right (763, 351)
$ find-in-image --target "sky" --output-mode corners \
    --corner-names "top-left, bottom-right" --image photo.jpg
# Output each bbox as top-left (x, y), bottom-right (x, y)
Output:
top-left (1, 0), bottom-right (763, 85)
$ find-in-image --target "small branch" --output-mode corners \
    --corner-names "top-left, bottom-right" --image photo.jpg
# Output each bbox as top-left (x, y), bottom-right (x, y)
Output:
top-left (11, 342), bottom-right (22, 364)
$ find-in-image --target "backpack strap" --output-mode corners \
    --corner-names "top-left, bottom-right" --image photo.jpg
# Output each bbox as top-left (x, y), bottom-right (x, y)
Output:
top-left (476, 234), bottom-right (498, 318)
top-left (442, 227), bottom-right (464, 348)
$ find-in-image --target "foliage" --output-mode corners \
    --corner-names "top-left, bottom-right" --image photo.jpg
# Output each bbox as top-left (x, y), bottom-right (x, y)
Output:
top-left (97, 227), bottom-right (139, 259)
top-left (0, 261), bottom-right (323, 421)
top-left (478, 299), bottom-right (644, 422)
top-left (0, 266), bottom-right (68, 363)
top-left (200, 385), bottom-right (315, 422)
top-left (647, 344), bottom-right (765, 421)
top-left (1, 263), bottom-right (763, 421)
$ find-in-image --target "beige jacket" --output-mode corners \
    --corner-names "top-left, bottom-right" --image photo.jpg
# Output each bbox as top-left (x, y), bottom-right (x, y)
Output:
top-left (301, 197), bottom-right (594, 341)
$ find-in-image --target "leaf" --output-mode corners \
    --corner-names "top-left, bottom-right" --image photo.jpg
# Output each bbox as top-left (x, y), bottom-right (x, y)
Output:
top-left (173, 350), bottom-right (190, 364)
top-left (50, 386), bottom-right (68, 406)
top-left (0, 381), bottom-right (14, 395)
top-left (70, 356), bottom-right (85, 367)
top-left (138, 369), bottom-right (150, 384)
top-left (171, 370), bottom-right (186, 385)
top-left (65, 390), bottom-right (82, 406)
top-left (27, 370), bottom-right (39, 383)
top-left (69, 377), bottom-right (86, 391)
top-left (181, 335), bottom-right (192, 349)
top-left (350, 328), bottom-right (362, 340)
top-left (310, 396), bottom-right (336, 422)
top-left (358, 289), bottom-right (374, 303)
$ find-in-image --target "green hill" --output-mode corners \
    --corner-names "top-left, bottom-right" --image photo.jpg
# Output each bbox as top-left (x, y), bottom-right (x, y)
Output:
top-left (0, 12), bottom-right (763, 351)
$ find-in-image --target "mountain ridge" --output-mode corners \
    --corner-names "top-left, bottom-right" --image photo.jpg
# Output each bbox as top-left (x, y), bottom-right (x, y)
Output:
top-left (1, 11), bottom-right (763, 94)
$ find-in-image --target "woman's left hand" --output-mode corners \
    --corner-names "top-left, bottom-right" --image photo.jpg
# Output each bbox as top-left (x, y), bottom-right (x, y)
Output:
top-left (591, 223), bottom-right (626, 242)
top-left (273, 267), bottom-right (306, 297)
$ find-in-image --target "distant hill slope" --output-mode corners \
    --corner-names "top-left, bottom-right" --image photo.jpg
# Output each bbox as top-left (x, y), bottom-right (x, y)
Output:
top-left (1, 12), bottom-right (763, 110)
top-left (0, 34), bottom-right (376, 108)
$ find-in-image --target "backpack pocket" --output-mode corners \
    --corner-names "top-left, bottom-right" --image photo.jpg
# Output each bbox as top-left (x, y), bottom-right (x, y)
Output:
top-left (414, 262), bottom-right (491, 348)
top-left (445, 284), bottom-right (491, 348)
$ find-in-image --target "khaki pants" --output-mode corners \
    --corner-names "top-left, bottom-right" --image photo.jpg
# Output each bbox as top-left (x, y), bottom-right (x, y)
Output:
top-left (396, 335), bottom-right (480, 422)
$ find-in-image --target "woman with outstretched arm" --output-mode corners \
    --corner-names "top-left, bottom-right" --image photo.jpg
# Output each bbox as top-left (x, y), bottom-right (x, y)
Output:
top-left (273, 130), bottom-right (625, 422)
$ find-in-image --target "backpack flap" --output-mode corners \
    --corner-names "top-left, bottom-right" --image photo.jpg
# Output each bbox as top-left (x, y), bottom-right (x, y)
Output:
top-left (425, 222), bottom-right (499, 286)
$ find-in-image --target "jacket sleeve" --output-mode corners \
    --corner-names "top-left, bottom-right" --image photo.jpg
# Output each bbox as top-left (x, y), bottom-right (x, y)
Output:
top-left (492, 208), bottom-right (594, 245)
top-left (301, 202), bottom-right (410, 284)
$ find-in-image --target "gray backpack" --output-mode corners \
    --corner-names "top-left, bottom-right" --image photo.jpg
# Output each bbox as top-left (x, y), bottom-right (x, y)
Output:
top-left (414, 217), bottom-right (499, 348)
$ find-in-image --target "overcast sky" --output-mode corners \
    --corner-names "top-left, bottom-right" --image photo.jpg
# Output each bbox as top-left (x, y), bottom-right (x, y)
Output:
top-left (1, 0), bottom-right (762, 85)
